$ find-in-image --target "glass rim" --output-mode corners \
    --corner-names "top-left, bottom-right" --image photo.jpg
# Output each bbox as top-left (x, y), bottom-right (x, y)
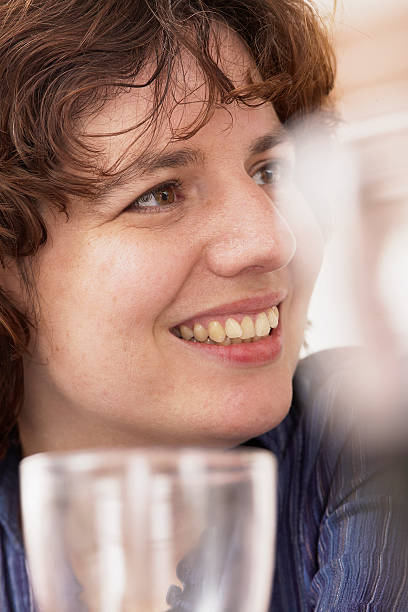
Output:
top-left (20, 445), bottom-right (276, 477)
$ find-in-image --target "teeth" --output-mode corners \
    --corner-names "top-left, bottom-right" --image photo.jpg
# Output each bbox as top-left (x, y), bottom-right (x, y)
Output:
top-left (180, 325), bottom-right (194, 340)
top-left (267, 306), bottom-right (279, 329)
top-left (194, 323), bottom-right (208, 342)
top-left (208, 321), bottom-right (226, 343)
top-left (255, 312), bottom-right (270, 337)
top-left (240, 315), bottom-right (255, 339)
top-left (225, 318), bottom-right (242, 339)
top-left (176, 305), bottom-right (279, 344)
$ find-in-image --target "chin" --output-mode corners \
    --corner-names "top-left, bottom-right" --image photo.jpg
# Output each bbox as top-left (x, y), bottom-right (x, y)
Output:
top-left (200, 380), bottom-right (294, 447)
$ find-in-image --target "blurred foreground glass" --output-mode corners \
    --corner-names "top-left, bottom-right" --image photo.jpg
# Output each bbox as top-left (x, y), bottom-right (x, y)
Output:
top-left (344, 113), bottom-right (408, 439)
top-left (20, 448), bottom-right (277, 612)
top-left (294, 111), bottom-right (408, 441)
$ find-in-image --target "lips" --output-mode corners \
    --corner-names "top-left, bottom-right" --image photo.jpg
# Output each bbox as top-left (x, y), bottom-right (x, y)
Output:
top-left (172, 310), bottom-right (284, 365)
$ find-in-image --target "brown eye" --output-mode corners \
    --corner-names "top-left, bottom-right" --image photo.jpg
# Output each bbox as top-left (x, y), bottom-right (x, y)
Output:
top-left (260, 168), bottom-right (277, 184)
top-left (253, 163), bottom-right (282, 187)
top-left (128, 180), bottom-right (182, 213)
top-left (153, 186), bottom-right (176, 204)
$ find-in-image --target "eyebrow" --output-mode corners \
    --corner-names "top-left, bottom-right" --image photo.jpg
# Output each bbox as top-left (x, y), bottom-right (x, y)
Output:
top-left (98, 124), bottom-right (291, 200)
top-left (135, 148), bottom-right (206, 177)
top-left (249, 126), bottom-right (291, 156)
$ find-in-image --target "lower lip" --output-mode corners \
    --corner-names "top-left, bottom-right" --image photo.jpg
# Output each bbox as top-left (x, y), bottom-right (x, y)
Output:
top-left (175, 320), bottom-right (283, 366)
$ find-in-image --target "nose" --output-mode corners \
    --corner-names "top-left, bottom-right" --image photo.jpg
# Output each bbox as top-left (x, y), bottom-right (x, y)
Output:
top-left (204, 178), bottom-right (297, 278)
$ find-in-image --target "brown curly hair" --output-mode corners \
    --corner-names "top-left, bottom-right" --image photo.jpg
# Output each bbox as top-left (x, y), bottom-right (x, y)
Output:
top-left (0, 0), bottom-right (335, 457)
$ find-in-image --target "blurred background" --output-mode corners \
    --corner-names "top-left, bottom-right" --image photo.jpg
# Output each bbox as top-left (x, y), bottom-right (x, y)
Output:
top-left (305, 0), bottom-right (408, 353)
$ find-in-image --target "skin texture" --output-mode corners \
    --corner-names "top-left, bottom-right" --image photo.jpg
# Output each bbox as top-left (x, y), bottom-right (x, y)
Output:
top-left (10, 33), bottom-right (324, 455)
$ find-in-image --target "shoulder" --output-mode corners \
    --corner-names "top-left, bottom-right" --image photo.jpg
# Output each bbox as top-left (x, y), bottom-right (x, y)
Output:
top-left (0, 443), bottom-right (24, 554)
top-left (0, 444), bottom-right (33, 611)
top-left (293, 346), bottom-right (363, 407)
top-left (248, 349), bottom-right (408, 610)
top-left (249, 347), bottom-right (363, 460)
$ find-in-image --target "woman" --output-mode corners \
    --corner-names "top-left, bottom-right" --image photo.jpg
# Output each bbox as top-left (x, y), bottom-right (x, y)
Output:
top-left (0, 1), bottom-right (406, 610)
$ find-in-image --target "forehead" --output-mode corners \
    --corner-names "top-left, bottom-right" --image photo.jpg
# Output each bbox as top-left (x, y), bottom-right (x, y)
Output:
top-left (82, 26), bottom-right (264, 171)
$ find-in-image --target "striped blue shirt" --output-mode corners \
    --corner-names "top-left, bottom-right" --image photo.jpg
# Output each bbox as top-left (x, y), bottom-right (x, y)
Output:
top-left (1, 349), bottom-right (407, 611)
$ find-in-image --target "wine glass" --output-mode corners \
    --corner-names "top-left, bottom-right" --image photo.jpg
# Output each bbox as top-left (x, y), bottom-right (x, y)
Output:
top-left (343, 113), bottom-right (408, 439)
top-left (20, 447), bottom-right (277, 612)
top-left (293, 110), bottom-right (408, 442)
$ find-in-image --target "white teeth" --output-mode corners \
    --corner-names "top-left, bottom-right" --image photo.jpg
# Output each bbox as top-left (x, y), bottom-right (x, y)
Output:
top-left (267, 306), bottom-right (279, 329)
top-left (240, 315), bottom-right (255, 339)
top-left (255, 312), bottom-right (270, 337)
top-left (208, 321), bottom-right (226, 343)
top-left (194, 323), bottom-right (208, 342)
top-left (225, 318), bottom-right (243, 339)
top-left (180, 325), bottom-right (194, 340)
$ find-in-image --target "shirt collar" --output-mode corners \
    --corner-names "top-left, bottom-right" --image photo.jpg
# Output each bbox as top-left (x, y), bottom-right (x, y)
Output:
top-left (0, 442), bottom-right (25, 554)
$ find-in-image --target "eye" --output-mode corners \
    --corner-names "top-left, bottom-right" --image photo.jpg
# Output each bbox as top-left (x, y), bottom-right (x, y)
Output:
top-left (125, 180), bottom-right (182, 213)
top-left (252, 160), bottom-right (289, 187)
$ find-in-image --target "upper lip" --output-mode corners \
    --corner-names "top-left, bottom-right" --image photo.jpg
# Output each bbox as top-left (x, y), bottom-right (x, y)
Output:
top-left (172, 291), bottom-right (287, 327)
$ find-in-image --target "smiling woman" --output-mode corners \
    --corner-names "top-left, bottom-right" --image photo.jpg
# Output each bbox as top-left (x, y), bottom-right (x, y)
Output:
top-left (0, 0), bottom-right (333, 455)
top-left (0, 1), bottom-right (407, 611)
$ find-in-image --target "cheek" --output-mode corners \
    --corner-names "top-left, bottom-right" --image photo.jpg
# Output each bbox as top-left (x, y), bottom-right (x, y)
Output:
top-left (34, 231), bottom-right (192, 352)
top-left (94, 236), bottom-right (193, 332)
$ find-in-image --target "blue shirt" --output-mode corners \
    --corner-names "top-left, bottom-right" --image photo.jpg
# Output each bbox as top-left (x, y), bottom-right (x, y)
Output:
top-left (1, 348), bottom-right (407, 611)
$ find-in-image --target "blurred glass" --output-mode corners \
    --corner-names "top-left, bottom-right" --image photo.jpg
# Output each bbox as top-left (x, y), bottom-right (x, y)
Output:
top-left (346, 113), bottom-right (408, 353)
top-left (20, 447), bottom-right (277, 612)
top-left (293, 110), bottom-right (408, 441)
top-left (343, 113), bottom-right (408, 437)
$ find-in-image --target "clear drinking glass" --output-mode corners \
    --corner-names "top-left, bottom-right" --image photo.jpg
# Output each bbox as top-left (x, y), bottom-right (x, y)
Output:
top-left (20, 447), bottom-right (277, 612)
top-left (294, 111), bottom-right (408, 441)
top-left (342, 113), bottom-right (408, 439)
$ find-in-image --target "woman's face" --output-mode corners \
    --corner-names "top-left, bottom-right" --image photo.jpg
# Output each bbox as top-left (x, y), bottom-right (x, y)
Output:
top-left (18, 38), bottom-right (324, 453)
